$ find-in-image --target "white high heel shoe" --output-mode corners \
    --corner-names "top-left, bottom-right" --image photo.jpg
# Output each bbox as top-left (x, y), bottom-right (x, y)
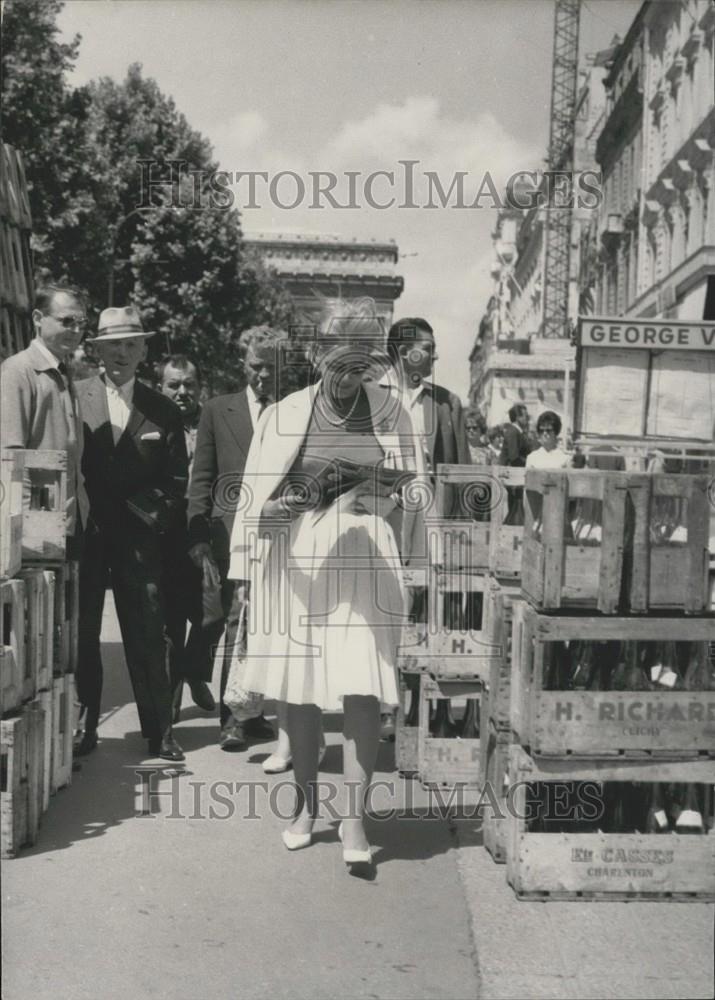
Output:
top-left (263, 742), bottom-right (327, 775)
top-left (337, 822), bottom-right (374, 877)
top-left (281, 829), bottom-right (312, 851)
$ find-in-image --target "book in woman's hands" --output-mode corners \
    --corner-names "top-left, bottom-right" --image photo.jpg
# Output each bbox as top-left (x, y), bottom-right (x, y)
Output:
top-left (297, 456), bottom-right (415, 508)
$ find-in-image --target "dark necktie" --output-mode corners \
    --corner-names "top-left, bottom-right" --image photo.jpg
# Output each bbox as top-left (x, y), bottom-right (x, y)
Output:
top-left (257, 396), bottom-right (269, 417)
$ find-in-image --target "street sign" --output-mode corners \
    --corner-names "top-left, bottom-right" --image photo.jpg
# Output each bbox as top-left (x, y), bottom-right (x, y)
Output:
top-left (575, 316), bottom-right (715, 441)
top-left (580, 317), bottom-right (715, 351)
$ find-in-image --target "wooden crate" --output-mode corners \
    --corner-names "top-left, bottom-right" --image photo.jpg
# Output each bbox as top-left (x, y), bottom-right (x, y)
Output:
top-left (506, 746), bottom-right (715, 900)
top-left (65, 561), bottom-right (79, 673)
top-left (51, 562), bottom-right (75, 676)
top-left (1, 449), bottom-right (23, 578)
top-left (17, 568), bottom-right (47, 704)
top-left (37, 688), bottom-right (52, 812)
top-left (522, 468), bottom-right (649, 614)
top-left (395, 669), bottom-right (419, 776)
top-left (430, 463), bottom-right (494, 571)
top-left (20, 450), bottom-right (68, 565)
top-left (1, 143), bottom-right (33, 229)
top-left (511, 605), bottom-right (715, 758)
top-left (482, 579), bottom-right (522, 732)
top-left (646, 473), bottom-right (710, 614)
top-left (417, 674), bottom-right (482, 789)
top-left (488, 466), bottom-right (526, 579)
top-left (38, 570), bottom-right (54, 691)
top-left (480, 721), bottom-right (511, 864)
top-left (430, 464), bottom-right (525, 579)
top-left (24, 700), bottom-right (44, 844)
top-left (1, 578), bottom-right (25, 714)
top-left (421, 569), bottom-right (498, 681)
top-left (0, 714), bottom-right (28, 858)
top-left (50, 674), bottom-right (73, 792)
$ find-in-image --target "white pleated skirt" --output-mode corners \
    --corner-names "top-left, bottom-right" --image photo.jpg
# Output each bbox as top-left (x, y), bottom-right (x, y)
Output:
top-left (237, 500), bottom-right (407, 711)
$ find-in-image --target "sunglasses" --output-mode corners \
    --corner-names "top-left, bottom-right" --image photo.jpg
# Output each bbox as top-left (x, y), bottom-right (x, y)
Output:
top-left (49, 315), bottom-right (87, 331)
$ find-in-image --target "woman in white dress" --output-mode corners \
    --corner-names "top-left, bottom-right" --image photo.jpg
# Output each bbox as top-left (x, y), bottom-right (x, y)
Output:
top-left (228, 299), bottom-right (422, 876)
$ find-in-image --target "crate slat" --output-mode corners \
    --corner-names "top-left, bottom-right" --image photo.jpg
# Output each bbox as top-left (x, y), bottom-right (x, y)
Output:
top-left (395, 669), bottom-right (419, 776)
top-left (1, 714), bottom-right (28, 858)
top-left (480, 721), bottom-right (510, 864)
top-left (1, 450), bottom-right (23, 578)
top-left (1, 579), bottom-right (25, 714)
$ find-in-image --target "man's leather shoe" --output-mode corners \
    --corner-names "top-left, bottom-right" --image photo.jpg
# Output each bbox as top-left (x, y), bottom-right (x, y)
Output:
top-left (189, 681), bottom-right (216, 713)
top-left (219, 721), bottom-right (247, 751)
top-left (243, 713), bottom-right (275, 740)
top-left (147, 735), bottom-right (185, 762)
top-left (75, 729), bottom-right (98, 756)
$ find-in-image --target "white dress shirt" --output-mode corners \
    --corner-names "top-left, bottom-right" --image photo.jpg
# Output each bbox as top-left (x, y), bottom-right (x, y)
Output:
top-left (105, 376), bottom-right (135, 445)
top-left (246, 387), bottom-right (269, 428)
top-left (525, 446), bottom-right (570, 470)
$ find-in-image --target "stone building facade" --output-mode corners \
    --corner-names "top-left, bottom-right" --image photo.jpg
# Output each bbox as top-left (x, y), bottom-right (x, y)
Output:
top-left (595, 0), bottom-right (715, 320)
top-left (469, 47), bottom-right (616, 430)
top-left (243, 232), bottom-right (404, 330)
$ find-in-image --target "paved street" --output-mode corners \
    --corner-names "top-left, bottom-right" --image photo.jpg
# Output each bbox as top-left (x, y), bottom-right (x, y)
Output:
top-left (2, 597), bottom-right (713, 1000)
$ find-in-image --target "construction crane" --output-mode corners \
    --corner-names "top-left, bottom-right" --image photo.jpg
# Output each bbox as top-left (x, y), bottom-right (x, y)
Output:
top-left (541, 0), bottom-right (581, 338)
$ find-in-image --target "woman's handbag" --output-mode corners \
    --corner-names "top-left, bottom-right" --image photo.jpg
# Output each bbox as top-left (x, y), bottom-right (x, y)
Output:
top-left (222, 586), bottom-right (264, 720)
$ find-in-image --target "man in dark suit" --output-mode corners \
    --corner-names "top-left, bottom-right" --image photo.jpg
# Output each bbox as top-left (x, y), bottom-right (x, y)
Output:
top-left (187, 327), bottom-right (287, 750)
top-left (499, 402), bottom-right (531, 524)
top-left (157, 354), bottom-right (216, 717)
top-left (75, 306), bottom-right (188, 761)
top-left (499, 403), bottom-right (531, 467)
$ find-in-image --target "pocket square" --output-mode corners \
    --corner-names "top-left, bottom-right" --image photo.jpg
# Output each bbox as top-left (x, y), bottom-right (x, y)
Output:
top-left (141, 431), bottom-right (162, 441)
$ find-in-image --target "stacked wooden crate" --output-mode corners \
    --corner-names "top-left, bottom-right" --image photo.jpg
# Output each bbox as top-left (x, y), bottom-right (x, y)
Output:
top-left (1, 448), bottom-right (78, 858)
top-left (503, 467), bottom-right (714, 901)
top-left (395, 464), bottom-right (514, 789)
top-left (0, 142), bottom-right (33, 360)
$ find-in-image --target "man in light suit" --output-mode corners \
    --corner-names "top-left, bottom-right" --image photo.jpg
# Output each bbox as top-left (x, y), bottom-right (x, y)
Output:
top-left (0, 284), bottom-right (90, 545)
top-left (75, 306), bottom-right (188, 761)
top-left (187, 327), bottom-right (288, 750)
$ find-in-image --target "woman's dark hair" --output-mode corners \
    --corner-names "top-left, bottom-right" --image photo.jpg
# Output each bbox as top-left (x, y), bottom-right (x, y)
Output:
top-left (536, 410), bottom-right (562, 436)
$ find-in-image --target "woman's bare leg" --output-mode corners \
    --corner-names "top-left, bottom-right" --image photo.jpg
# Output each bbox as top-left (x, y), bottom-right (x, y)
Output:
top-left (342, 694), bottom-right (381, 852)
top-left (274, 701), bottom-right (290, 758)
top-left (285, 702), bottom-right (322, 836)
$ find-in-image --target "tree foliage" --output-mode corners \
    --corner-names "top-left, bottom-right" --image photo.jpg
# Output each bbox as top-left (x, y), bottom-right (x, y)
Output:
top-left (1, 0), bottom-right (293, 389)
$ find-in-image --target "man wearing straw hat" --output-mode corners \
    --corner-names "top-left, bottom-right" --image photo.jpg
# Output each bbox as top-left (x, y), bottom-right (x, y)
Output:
top-left (75, 305), bottom-right (188, 761)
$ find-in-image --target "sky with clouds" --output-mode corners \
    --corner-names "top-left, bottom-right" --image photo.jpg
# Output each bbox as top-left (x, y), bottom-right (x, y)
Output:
top-left (58, 0), bottom-right (641, 398)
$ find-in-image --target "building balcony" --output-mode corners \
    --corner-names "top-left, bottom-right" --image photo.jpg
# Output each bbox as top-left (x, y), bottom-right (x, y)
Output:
top-left (682, 27), bottom-right (704, 61)
top-left (665, 53), bottom-right (685, 89)
top-left (600, 212), bottom-right (625, 247)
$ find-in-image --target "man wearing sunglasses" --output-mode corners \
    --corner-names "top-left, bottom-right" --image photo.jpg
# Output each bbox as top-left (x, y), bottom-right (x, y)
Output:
top-left (1, 283), bottom-right (90, 541)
